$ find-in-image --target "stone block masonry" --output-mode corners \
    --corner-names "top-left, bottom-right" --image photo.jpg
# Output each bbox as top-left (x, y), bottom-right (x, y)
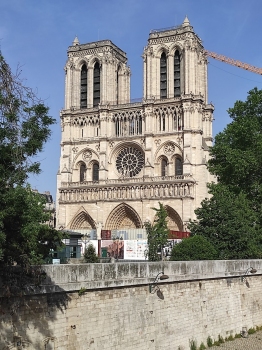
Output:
top-left (1, 260), bottom-right (262, 349)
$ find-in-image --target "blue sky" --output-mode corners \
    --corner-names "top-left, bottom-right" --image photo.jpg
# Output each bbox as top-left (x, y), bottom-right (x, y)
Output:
top-left (1, 0), bottom-right (262, 199)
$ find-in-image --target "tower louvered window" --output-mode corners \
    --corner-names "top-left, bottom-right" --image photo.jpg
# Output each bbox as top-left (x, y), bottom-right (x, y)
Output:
top-left (93, 62), bottom-right (100, 107)
top-left (160, 52), bottom-right (167, 99)
top-left (80, 64), bottom-right (87, 109)
top-left (80, 163), bottom-right (86, 182)
top-left (161, 159), bottom-right (168, 177)
top-left (175, 157), bottom-right (183, 176)
top-left (93, 163), bottom-right (99, 181)
top-left (116, 66), bottom-right (121, 105)
top-left (174, 50), bottom-right (181, 97)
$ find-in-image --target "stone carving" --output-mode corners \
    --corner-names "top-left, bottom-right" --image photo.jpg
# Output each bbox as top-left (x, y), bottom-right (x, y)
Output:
top-left (59, 180), bottom-right (193, 203)
top-left (164, 143), bottom-right (175, 155)
top-left (95, 144), bottom-right (100, 152)
top-left (155, 139), bottom-right (161, 146)
top-left (72, 147), bottom-right (78, 153)
top-left (177, 136), bottom-right (182, 145)
top-left (82, 150), bottom-right (92, 160)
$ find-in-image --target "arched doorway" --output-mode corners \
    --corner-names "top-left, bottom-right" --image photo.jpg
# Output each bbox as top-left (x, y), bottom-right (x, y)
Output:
top-left (70, 209), bottom-right (96, 229)
top-left (105, 203), bottom-right (142, 230)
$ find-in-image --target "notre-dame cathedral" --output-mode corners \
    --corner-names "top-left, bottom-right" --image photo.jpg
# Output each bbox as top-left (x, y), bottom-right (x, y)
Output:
top-left (56, 17), bottom-right (214, 239)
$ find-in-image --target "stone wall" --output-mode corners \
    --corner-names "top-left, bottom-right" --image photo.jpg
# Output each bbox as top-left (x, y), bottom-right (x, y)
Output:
top-left (1, 260), bottom-right (262, 350)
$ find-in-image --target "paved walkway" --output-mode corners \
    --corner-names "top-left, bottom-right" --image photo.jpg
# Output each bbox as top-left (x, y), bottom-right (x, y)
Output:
top-left (210, 330), bottom-right (262, 350)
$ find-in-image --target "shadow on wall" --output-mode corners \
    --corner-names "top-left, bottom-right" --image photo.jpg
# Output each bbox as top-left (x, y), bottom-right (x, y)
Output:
top-left (0, 265), bottom-right (71, 349)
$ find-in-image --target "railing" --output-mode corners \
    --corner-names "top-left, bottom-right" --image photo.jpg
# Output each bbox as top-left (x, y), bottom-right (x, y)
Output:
top-left (59, 181), bottom-right (195, 203)
top-left (61, 174), bottom-right (194, 188)
top-left (61, 94), bottom-right (205, 115)
top-left (150, 25), bottom-right (181, 34)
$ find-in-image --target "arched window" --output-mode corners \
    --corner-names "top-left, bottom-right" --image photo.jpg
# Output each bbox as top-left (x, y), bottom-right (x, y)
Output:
top-left (162, 114), bottom-right (165, 131)
top-left (115, 118), bottom-right (120, 136)
top-left (161, 159), bottom-right (168, 177)
top-left (138, 116), bottom-right (142, 134)
top-left (80, 163), bottom-right (86, 182)
top-left (174, 50), bottom-right (181, 97)
top-left (93, 62), bottom-right (100, 107)
top-left (175, 157), bottom-right (183, 176)
top-left (116, 65), bottom-right (121, 104)
top-left (160, 52), bottom-right (167, 99)
top-left (92, 163), bottom-right (99, 181)
top-left (80, 64), bottom-right (87, 109)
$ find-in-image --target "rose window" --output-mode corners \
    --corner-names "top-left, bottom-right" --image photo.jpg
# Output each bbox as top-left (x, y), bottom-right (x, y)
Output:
top-left (116, 147), bottom-right (144, 177)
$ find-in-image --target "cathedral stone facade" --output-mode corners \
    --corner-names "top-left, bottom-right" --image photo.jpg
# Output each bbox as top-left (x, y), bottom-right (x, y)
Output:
top-left (56, 17), bottom-right (214, 238)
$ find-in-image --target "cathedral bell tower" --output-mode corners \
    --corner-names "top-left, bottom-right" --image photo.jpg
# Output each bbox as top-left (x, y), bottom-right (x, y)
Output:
top-left (64, 37), bottom-right (131, 110)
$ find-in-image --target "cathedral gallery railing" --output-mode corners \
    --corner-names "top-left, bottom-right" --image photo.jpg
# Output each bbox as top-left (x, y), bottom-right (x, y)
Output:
top-left (59, 175), bottom-right (195, 203)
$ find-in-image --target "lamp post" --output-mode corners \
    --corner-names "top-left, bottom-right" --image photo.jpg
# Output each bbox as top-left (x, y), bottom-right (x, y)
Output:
top-left (240, 266), bottom-right (257, 282)
top-left (82, 233), bottom-right (90, 254)
top-left (149, 271), bottom-right (169, 294)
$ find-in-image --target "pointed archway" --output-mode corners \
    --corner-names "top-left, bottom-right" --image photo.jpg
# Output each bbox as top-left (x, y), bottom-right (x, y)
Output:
top-left (105, 203), bottom-right (142, 230)
top-left (164, 205), bottom-right (183, 231)
top-left (69, 207), bottom-right (96, 229)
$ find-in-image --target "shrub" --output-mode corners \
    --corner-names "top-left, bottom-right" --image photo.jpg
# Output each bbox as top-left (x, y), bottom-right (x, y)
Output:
top-left (190, 340), bottom-right (197, 350)
top-left (207, 336), bottom-right (213, 347)
top-left (83, 243), bottom-right (99, 263)
top-left (170, 235), bottom-right (218, 261)
top-left (248, 327), bottom-right (256, 334)
top-left (199, 342), bottom-right (206, 350)
top-left (218, 335), bottom-right (224, 343)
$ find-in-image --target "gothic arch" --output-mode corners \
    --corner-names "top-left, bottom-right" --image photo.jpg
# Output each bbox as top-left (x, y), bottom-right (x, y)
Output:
top-left (155, 44), bottom-right (170, 58)
top-left (75, 57), bottom-right (89, 70)
top-left (105, 203), bottom-right (142, 230)
top-left (164, 205), bottom-right (183, 231)
top-left (69, 207), bottom-right (96, 229)
top-left (88, 55), bottom-right (102, 68)
top-left (154, 140), bottom-right (182, 163)
top-left (169, 43), bottom-right (184, 56)
top-left (116, 63), bottom-right (124, 73)
top-left (73, 147), bottom-right (99, 169)
top-left (108, 141), bottom-right (144, 164)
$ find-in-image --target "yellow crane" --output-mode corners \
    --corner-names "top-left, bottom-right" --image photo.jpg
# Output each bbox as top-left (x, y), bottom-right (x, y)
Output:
top-left (204, 50), bottom-right (262, 75)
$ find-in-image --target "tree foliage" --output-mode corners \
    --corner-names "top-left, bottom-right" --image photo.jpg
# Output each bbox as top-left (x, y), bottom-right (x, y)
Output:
top-left (170, 235), bottom-right (218, 261)
top-left (189, 88), bottom-right (262, 259)
top-left (83, 244), bottom-right (99, 263)
top-left (0, 52), bottom-right (65, 268)
top-left (145, 202), bottom-right (169, 261)
top-left (209, 88), bottom-right (262, 194)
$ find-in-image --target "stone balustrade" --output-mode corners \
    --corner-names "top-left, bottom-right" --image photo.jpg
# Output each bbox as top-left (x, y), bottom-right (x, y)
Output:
top-left (59, 179), bottom-right (194, 203)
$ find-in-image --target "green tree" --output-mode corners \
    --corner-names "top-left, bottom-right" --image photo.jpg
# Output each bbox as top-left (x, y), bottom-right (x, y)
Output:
top-left (170, 235), bottom-right (218, 261)
top-left (83, 244), bottom-right (99, 263)
top-left (208, 88), bottom-right (262, 202)
top-left (189, 185), bottom-right (262, 259)
top-left (189, 88), bottom-right (262, 259)
top-left (145, 202), bottom-right (169, 261)
top-left (0, 52), bottom-right (65, 267)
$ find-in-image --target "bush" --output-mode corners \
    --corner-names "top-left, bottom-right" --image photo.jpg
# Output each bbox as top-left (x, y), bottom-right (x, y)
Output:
top-left (207, 336), bottom-right (213, 347)
top-left (170, 235), bottom-right (218, 261)
top-left (199, 342), bottom-right (206, 350)
top-left (83, 244), bottom-right (99, 263)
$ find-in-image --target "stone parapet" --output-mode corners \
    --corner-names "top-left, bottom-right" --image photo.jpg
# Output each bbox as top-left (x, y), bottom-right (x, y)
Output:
top-left (5, 260), bottom-right (259, 296)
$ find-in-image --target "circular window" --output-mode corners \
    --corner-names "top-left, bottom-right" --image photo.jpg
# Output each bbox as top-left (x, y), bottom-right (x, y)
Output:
top-left (116, 147), bottom-right (144, 177)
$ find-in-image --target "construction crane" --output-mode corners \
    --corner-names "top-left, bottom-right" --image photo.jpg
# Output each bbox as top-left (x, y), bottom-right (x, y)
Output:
top-left (204, 50), bottom-right (262, 75)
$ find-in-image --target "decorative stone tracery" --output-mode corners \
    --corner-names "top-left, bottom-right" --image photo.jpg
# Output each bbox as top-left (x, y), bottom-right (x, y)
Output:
top-left (105, 203), bottom-right (142, 230)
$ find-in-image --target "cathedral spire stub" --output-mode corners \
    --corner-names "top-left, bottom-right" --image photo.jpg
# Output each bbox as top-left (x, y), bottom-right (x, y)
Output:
top-left (73, 36), bottom-right (80, 46)
top-left (182, 16), bottom-right (190, 27)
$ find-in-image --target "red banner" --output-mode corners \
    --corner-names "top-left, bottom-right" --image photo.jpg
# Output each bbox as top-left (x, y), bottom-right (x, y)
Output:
top-left (101, 230), bottom-right (111, 240)
top-left (168, 231), bottom-right (190, 239)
